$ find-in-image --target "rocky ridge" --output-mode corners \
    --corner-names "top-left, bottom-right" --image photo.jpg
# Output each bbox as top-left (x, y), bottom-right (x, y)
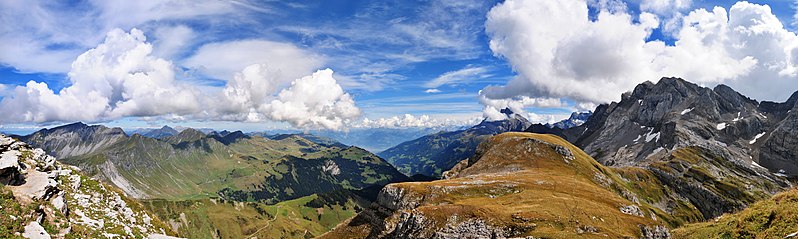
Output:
top-left (529, 77), bottom-right (798, 178)
top-left (0, 134), bottom-right (175, 238)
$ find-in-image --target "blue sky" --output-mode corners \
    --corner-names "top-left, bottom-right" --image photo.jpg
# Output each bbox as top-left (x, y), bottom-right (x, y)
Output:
top-left (1, 0), bottom-right (798, 133)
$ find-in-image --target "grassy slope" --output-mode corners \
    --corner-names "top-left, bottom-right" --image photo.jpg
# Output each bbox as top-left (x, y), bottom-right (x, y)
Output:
top-left (63, 135), bottom-right (403, 202)
top-left (328, 133), bottom-right (672, 238)
top-left (54, 134), bottom-right (403, 238)
top-left (142, 193), bottom-right (363, 239)
top-left (326, 132), bottom-right (790, 238)
top-left (672, 188), bottom-right (798, 239)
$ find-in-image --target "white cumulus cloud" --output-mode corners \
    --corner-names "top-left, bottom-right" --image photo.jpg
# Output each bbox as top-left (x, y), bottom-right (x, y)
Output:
top-left (0, 28), bottom-right (201, 123)
top-left (261, 69), bottom-right (361, 130)
top-left (0, 29), bottom-right (361, 131)
top-left (481, 0), bottom-right (798, 118)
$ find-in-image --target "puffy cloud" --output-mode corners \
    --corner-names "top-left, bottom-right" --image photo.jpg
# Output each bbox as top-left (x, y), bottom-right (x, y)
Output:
top-left (213, 64), bottom-right (282, 118)
top-left (183, 40), bottom-right (324, 85)
top-left (354, 114), bottom-right (482, 128)
top-left (0, 29), bottom-right (362, 131)
top-left (481, 0), bottom-right (798, 118)
top-left (424, 66), bottom-right (490, 88)
top-left (0, 28), bottom-right (201, 123)
top-left (262, 69), bottom-right (361, 130)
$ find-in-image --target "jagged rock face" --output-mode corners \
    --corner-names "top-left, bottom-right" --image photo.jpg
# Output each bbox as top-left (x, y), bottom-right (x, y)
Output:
top-left (18, 122), bottom-right (128, 159)
top-left (380, 109), bottom-right (532, 178)
top-left (0, 134), bottom-right (175, 238)
top-left (530, 77), bottom-right (798, 177)
top-left (759, 98), bottom-right (798, 176)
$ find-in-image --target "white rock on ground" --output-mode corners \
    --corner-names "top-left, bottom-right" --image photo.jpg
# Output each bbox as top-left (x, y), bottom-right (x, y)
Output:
top-left (22, 221), bottom-right (51, 239)
top-left (8, 169), bottom-right (58, 203)
top-left (51, 191), bottom-right (67, 215)
top-left (0, 135), bottom-right (14, 147)
top-left (0, 150), bottom-right (20, 171)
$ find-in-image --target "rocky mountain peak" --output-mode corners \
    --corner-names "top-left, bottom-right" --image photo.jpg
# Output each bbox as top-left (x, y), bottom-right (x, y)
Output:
top-left (20, 122), bottom-right (129, 159)
top-left (160, 125), bottom-right (175, 131)
top-left (56, 121), bottom-right (89, 131)
top-left (547, 111), bottom-right (592, 129)
top-left (499, 107), bottom-right (515, 117)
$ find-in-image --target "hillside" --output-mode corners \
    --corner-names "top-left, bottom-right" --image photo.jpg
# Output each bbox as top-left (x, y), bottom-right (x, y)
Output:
top-left (14, 124), bottom-right (410, 238)
top-left (324, 132), bottom-right (792, 238)
top-left (379, 108), bottom-right (531, 178)
top-left (673, 188), bottom-right (798, 238)
top-left (0, 134), bottom-right (175, 238)
top-left (141, 191), bottom-right (366, 239)
top-left (17, 125), bottom-right (407, 203)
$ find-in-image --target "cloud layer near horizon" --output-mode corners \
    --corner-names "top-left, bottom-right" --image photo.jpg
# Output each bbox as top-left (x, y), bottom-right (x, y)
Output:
top-left (0, 29), bottom-right (360, 130)
top-left (479, 0), bottom-right (798, 118)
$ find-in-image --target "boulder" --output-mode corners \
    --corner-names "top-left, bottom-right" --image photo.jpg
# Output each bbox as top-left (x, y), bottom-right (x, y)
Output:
top-left (22, 221), bottom-right (51, 239)
top-left (0, 150), bottom-right (22, 185)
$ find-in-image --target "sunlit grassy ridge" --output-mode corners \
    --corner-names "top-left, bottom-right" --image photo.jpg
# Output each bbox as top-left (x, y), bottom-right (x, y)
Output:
top-left (327, 133), bottom-right (669, 238)
top-left (325, 132), bottom-right (786, 238)
top-left (673, 188), bottom-right (798, 239)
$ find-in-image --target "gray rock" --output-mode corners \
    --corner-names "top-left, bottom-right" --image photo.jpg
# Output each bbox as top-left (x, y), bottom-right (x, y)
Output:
top-left (0, 150), bottom-right (22, 185)
top-left (22, 221), bottom-right (51, 239)
top-left (619, 205), bottom-right (644, 217)
top-left (639, 225), bottom-right (670, 239)
top-left (377, 185), bottom-right (423, 211)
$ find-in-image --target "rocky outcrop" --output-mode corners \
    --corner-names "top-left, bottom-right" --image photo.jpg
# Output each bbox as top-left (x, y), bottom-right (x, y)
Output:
top-left (376, 184), bottom-right (424, 211)
top-left (0, 134), bottom-right (176, 238)
top-left (640, 225), bottom-right (671, 239)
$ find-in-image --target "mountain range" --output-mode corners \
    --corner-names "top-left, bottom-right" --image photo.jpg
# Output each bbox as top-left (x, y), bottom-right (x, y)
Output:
top-left (378, 108), bottom-right (532, 178)
top-left (11, 123), bottom-right (409, 238)
top-left (3, 77), bottom-right (797, 238)
top-left (324, 78), bottom-right (797, 238)
top-left (528, 77), bottom-right (798, 177)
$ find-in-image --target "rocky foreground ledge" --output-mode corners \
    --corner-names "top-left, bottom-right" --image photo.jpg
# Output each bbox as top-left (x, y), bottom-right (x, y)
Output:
top-left (0, 134), bottom-right (179, 239)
